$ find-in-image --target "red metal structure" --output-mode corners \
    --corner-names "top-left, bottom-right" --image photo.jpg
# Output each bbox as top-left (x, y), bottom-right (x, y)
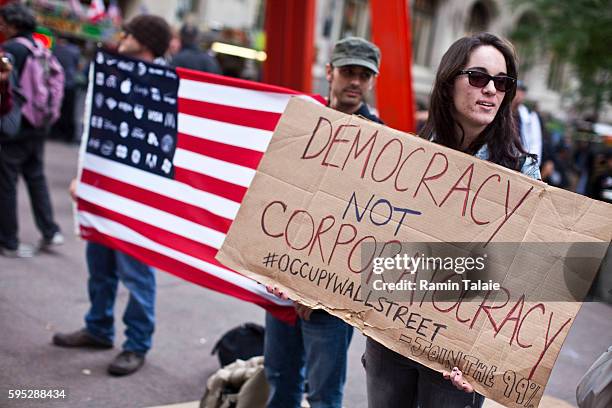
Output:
top-left (370, 0), bottom-right (415, 133)
top-left (263, 0), bottom-right (316, 94)
top-left (264, 0), bottom-right (415, 133)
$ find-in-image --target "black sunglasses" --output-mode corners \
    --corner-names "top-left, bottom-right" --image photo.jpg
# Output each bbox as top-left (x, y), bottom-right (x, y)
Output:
top-left (457, 70), bottom-right (516, 92)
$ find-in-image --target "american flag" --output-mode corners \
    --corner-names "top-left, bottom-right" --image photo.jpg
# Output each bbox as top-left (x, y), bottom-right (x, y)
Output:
top-left (76, 50), bottom-right (323, 323)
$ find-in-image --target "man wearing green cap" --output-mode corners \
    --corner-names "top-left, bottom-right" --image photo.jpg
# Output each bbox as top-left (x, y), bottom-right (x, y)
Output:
top-left (326, 36), bottom-right (383, 122)
top-left (264, 37), bottom-right (382, 408)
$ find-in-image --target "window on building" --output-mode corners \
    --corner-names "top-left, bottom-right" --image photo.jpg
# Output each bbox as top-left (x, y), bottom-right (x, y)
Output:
top-left (411, 0), bottom-right (437, 67)
top-left (466, 1), bottom-right (493, 33)
top-left (339, 0), bottom-right (369, 38)
top-left (511, 12), bottom-right (540, 73)
top-left (254, 0), bottom-right (266, 31)
top-left (176, 0), bottom-right (195, 19)
top-left (547, 54), bottom-right (565, 91)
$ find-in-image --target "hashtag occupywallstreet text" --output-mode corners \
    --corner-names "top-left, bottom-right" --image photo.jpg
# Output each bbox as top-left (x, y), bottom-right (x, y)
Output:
top-left (261, 251), bottom-right (546, 406)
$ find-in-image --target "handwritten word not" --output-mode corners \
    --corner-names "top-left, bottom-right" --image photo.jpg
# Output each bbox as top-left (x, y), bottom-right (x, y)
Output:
top-left (342, 192), bottom-right (421, 236)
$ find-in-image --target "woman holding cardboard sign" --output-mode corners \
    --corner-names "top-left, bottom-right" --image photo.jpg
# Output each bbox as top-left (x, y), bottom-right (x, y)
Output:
top-left (362, 32), bottom-right (540, 408)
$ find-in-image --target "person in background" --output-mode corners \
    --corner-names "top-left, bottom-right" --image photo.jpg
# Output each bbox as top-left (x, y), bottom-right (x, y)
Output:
top-left (167, 27), bottom-right (181, 60)
top-left (170, 23), bottom-right (221, 74)
top-left (215, 28), bottom-right (248, 78)
top-left (512, 80), bottom-right (543, 165)
top-left (363, 32), bottom-right (539, 408)
top-left (542, 144), bottom-right (571, 189)
top-left (0, 2), bottom-right (64, 258)
top-left (52, 15), bottom-right (172, 377)
top-left (51, 37), bottom-right (80, 143)
top-left (415, 100), bottom-right (429, 133)
top-left (574, 139), bottom-right (595, 196)
top-left (266, 37), bottom-right (383, 408)
top-left (590, 150), bottom-right (612, 204)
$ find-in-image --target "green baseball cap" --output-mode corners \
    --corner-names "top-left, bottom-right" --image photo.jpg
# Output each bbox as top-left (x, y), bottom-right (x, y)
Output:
top-left (331, 37), bottom-right (381, 74)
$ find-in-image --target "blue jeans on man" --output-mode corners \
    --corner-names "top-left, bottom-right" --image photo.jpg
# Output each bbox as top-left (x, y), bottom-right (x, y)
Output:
top-left (264, 310), bottom-right (353, 408)
top-left (85, 242), bottom-right (156, 354)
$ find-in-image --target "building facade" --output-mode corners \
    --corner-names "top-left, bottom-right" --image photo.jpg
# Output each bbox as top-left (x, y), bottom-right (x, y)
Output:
top-left (121, 0), bottom-right (261, 30)
top-left (125, 0), bottom-right (608, 122)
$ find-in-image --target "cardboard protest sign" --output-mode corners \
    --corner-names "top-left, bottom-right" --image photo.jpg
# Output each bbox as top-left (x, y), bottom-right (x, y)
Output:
top-left (216, 98), bottom-right (612, 407)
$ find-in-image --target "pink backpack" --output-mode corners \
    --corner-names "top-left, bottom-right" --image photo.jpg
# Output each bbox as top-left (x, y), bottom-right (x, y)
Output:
top-left (13, 37), bottom-right (65, 128)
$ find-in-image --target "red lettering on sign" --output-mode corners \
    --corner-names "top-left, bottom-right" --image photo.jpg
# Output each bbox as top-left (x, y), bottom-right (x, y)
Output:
top-left (261, 201), bottom-right (287, 238)
top-left (413, 152), bottom-right (448, 206)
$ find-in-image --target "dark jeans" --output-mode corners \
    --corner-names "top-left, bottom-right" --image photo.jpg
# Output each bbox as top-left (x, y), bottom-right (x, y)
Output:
top-left (84, 242), bottom-right (156, 354)
top-left (363, 338), bottom-right (485, 408)
top-left (264, 310), bottom-right (354, 408)
top-left (0, 139), bottom-right (60, 249)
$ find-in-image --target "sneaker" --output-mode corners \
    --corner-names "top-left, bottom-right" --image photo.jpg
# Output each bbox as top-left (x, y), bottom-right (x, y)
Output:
top-left (0, 243), bottom-right (35, 258)
top-left (40, 232), bottom-right (65, 249)
top-left (52, 328), bottom-right (113, 349)
top-left (107, 351), bottom-right (145, 376)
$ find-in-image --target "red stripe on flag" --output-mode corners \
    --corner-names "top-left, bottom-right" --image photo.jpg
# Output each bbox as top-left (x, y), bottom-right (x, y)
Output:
top-left (173, 167), bottom-right (247, 203)
top-left (179, 97), bottom-right (281, 131)
top-left (78, 199), bottom-right (223, 266)
top-left (177, 133), bottom-right (263, 170)
top-left (79, 226), bottom-right (296, 324)
top-left (80, 169), bottom-right (232, 234)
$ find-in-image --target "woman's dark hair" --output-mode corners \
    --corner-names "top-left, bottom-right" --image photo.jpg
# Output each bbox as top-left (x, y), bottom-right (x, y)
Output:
top-left (420, 32), bottom-right (528, 169)
top-left (0, 2), bottom-right (37, 34)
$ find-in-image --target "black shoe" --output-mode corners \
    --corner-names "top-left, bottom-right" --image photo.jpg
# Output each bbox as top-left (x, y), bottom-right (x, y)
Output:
top-left (52, 328), bottom-right (113, 349)
top-left (107, 351), bottom-right (145, 376)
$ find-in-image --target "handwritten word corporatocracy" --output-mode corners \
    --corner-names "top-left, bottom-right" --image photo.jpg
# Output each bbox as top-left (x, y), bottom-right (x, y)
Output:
top-left (301, 116), bottom-right (535, 244)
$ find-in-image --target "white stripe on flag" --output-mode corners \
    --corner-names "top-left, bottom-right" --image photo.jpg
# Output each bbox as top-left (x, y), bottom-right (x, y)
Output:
top-left (78, 183), bottom-right (226, 249)
top-left (173, 148), bottom-right (256, 188)
top-left (178, 79), bottom-right (292, 113)
top-left (78, 211), bottom-right (292, 306)
top-left (82, 154), bottom-right (240, 218)
top-left (178, 113), bottom-right (272, 152)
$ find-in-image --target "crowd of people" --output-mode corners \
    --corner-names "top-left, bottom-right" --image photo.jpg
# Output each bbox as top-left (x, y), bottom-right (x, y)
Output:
top-left (0, 2), bottom-right (609, 408)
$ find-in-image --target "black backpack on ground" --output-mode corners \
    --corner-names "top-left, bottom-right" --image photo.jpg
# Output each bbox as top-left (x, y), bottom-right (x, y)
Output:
top-left (211, 323), bottom-right (265, 367)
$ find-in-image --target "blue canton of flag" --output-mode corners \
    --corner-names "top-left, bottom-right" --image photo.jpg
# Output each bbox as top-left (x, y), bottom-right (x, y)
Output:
top-left (87, 50), bottom-right (179, 179)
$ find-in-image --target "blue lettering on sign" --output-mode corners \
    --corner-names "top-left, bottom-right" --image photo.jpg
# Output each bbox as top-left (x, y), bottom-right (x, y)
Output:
top-left (342, 192), bottom-right (422, 236)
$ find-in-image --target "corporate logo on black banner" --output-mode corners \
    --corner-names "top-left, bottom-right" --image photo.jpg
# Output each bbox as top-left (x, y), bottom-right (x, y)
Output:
top-left (87, 49), bottom-right (179, 179)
